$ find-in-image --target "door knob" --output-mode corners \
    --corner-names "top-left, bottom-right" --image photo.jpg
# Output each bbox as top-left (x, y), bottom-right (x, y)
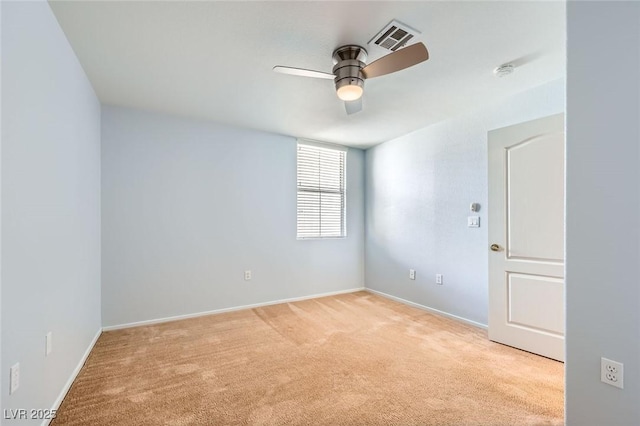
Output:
top-left (490, 244), bottom-right (502, 252)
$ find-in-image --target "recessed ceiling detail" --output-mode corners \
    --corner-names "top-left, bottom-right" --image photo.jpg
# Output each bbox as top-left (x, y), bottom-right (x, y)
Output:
top-left (368, 20), bottom-right (421, 54)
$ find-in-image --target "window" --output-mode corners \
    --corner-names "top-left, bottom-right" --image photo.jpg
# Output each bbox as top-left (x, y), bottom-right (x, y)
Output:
top-left (297, 141), bottom-right (347, 239)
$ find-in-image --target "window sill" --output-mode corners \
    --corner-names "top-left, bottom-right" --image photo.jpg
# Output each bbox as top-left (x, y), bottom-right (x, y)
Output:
top-left (297, 236), bottom-right (347, 240)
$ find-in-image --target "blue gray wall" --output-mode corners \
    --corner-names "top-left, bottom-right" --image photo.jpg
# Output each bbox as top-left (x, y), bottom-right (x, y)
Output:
top-left (101, 106), bottom-right (365, 328)
top-left (1, 1), bottom-right (102, 423)
top-left (566, 2), bottom-right (640, 424)
top-left (364, 79), bottom-right (565, 326)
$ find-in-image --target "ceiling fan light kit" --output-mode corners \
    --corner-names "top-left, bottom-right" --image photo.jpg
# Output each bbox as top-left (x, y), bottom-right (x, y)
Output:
top-left (336, 84), bottom-right (364, 101)
top-left (333, 45), bottom-right (368, 101)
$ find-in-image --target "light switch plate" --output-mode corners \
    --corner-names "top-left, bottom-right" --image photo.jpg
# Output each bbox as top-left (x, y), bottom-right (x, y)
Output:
top-left (467, 216), bottom-right (480, 228)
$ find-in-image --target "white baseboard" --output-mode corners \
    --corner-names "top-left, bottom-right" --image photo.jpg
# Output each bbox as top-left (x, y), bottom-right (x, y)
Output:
top-left (43, 328), bottom-right (102, 426)
top-left (102, 287), bottom-right (366, 331)
top-left (365, 288), bottom-right (488, 330)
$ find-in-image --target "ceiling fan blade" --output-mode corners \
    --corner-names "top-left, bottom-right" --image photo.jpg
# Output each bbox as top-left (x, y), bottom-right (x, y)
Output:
top-left (273, 66), bottom-right (334, 80)
top-left (345, 98), bottom-right (362, 115)
top-left (361, 42), bottom-right (429, 79)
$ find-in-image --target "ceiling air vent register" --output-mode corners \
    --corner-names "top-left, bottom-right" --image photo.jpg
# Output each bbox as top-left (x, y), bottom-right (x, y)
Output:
top-left (368, 20), bottom-right (421, 54)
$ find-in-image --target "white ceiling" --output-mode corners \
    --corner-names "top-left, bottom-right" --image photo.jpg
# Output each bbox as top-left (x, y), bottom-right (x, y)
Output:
top-left (49, 1), bottom-right (565, 149)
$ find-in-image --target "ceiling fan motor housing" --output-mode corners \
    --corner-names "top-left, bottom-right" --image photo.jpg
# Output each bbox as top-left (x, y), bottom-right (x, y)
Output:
top-left (332, 45), bottom-right (368, 95)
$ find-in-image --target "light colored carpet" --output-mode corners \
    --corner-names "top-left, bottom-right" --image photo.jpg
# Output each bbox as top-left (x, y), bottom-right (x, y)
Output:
top-left (52, 292), bottom-right (563, 425)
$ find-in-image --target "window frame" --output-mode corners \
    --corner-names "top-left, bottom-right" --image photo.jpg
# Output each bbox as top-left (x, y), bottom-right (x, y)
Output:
top-left (296, 140), bottom-right (348, 240)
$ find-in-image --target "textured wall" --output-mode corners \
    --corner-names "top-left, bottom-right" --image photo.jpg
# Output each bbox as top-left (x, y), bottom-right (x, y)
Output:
top-left (365, 79), bottom-right (565, 325)
top-left (565, 2), bottom-right (640, 424)
top-left (101, 106), bottom-right (364, 327)
top-left (1, 1), bottom-right (102, 422)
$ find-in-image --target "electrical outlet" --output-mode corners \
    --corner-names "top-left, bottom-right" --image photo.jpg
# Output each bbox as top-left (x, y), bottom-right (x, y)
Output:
top-left (409, 269), bottom-right (416, 280)
top-left (244, 270), bottom-right (252, 281)
top-left (601, 357), bottom-right (624, 389)
top-left (46, 332), bottom-right (53, 356)
top-left (10, 363), bottom-right (20, 394)
top-left (436, 274), bottom-right (443, 285)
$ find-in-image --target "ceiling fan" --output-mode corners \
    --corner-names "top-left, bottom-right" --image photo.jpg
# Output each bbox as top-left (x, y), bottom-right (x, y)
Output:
top-left (273, 42), bottom-right (429, 115)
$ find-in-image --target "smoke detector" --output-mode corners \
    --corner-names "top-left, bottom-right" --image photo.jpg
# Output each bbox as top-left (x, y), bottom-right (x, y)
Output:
top-left (368, 20), bottom-right (421, 54)
top-left (494, 64), bottom-right (515, 78)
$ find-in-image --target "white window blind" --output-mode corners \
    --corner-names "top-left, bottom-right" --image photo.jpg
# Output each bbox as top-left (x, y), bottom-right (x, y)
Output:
top-left (297, 142), bottom-right (347, 238)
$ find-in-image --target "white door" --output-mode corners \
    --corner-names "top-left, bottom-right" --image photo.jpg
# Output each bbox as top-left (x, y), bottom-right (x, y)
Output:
top-left (488, 113), bottom-right (565, 361)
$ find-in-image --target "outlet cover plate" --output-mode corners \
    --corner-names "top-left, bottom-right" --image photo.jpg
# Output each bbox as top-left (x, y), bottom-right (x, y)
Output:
top-left (601, 357), bottom-right (624, 389)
